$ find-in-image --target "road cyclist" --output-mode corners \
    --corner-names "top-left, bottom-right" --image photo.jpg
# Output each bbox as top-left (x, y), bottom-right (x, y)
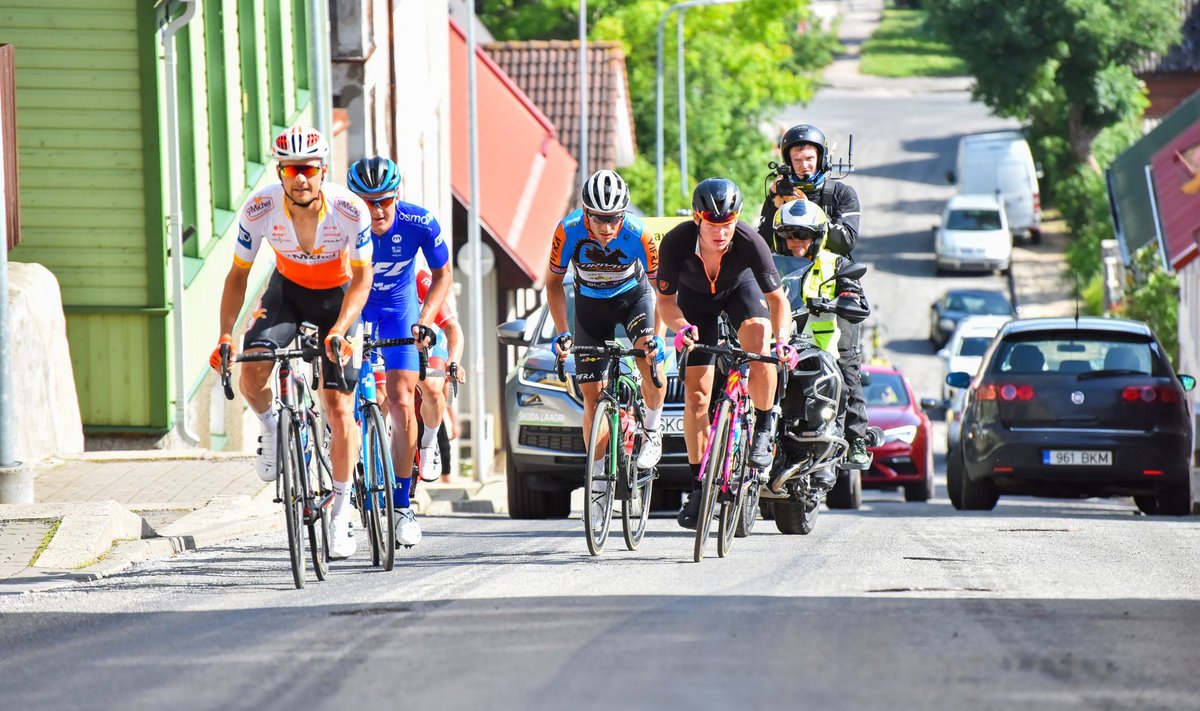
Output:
top-left (346, 155), bottom-right (452, 549)
top-left (210, 125), bottom-right (372, 563)
top-left (654, 177), bottom-right (794, 531)
top-left (545, 169), bottom-right (668, 532)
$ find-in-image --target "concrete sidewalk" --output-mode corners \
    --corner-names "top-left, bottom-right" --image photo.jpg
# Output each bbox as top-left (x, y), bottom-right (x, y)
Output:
top-left (0, 450), bottom-right (507, 594)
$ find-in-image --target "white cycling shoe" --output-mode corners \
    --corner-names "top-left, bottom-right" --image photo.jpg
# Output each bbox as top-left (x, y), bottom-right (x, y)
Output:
top-left (256, 432), bottom-right (277, 482)
top-left (417, 445), bottom-right (442, 482)
top-left (328, 509), bottom-right (357, 560)
top-left (636, 429), bottom-right (662, 469)
top-left (394, 507), bottom-right (423, 547)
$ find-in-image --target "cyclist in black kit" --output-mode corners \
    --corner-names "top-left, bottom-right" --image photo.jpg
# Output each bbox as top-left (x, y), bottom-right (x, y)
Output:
top-left (757, 123), bottom-right (870, 469)
top-left (655, 177), bottom-right (793, 529)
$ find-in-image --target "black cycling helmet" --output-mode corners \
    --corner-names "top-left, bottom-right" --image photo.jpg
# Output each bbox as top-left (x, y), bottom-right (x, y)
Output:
top-left (347, 156), bottom-right (402, 195)
top-left (780, 123), bottom-right (831, 187)
top-left (691, 177), bottom-right (743, 224)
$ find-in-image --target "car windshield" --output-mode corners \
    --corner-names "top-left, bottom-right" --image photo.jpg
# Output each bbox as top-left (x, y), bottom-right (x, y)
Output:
top-left (947, 292), bottom-right (1011, 315)
top-left (990, 336), bottom-right (1159, 376)
top-left (864, 372), bottom-right (910, 407)
top-left (946, 209), bottom-right (1002, 230)
top-left (957, 336), bottom-right (992, 357)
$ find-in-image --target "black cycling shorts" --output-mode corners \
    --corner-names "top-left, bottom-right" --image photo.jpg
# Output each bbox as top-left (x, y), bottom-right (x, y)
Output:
top-left (574, 282), bottom-right (656, 383)
top-left (675, 270), bottom-right (770, 367)
top-left (243, 270), bottom-right (361, 390)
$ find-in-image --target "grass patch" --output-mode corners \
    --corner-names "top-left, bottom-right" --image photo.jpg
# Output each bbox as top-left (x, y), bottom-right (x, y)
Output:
top-left (859, 8), bottom-right (968, 78)
top-left (28, 519), bottom-right (61, 567)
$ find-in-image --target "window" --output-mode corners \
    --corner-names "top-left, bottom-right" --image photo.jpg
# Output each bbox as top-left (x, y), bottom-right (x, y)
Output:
top-left (946, 209), bottom-right (1002, 231)
top-left (864, 373), bottom-right (910, 407)
top-left (992, 337), bottom-right (1158, 376)
top-left (958, 336), bottom-right (992, 358)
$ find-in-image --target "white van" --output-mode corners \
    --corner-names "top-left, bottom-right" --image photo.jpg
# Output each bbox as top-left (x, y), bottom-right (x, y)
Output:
top-left (948, 131), bottom-right (1042, 243)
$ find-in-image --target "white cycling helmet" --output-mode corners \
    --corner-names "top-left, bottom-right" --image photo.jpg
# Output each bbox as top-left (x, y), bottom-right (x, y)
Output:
top-left (272, 125), bottom-right (329, 162)
top-left (581, 169), bottom-right (630, 215)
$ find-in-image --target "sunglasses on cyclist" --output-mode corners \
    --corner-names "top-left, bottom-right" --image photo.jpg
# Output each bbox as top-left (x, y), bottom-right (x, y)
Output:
top-left (278, 164), bottom-right (323, 179)
top-left (780, 227), bottom-right (823, 240)
top-left (359, 193), bottom-right (397, 210)
top-left (696, 210), bottom-right (739, 226)
top-left (586, 211), bottom-right (623, 226)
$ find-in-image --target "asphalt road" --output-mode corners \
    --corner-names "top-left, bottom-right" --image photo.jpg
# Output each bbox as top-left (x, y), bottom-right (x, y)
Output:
top-left (3, 84), bottom-right (1200, 711)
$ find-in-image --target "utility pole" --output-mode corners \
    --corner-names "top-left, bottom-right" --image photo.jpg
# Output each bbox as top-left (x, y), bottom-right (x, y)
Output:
top-left (466, 0), bottom-right (488, 482)
top-left (0, 99), bottom-right (32, 503)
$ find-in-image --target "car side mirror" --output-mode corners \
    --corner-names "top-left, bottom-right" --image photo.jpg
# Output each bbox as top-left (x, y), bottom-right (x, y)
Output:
top-left (937, 348), bottom-right (949, 360)
top-left (946, 371), bottom-right (972, 389)
top-left (920, 397), bottom-right (941, 411)
top-left (1179, 374), bottom-right (1196, 392)
top-left (860, 370), bottom-right (872, 386)
top-left (496, 319), bottom-right (529, 347)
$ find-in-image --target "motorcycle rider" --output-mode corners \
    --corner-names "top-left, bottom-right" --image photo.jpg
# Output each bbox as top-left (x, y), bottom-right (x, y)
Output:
top-left (757, 123), bottom-right (870, 469)
top-left (771, 199), bottom-right (869, 491)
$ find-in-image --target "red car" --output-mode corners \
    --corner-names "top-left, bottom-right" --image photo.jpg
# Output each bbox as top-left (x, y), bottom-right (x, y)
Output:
top-left (861, 364), bottom-right (939, 502)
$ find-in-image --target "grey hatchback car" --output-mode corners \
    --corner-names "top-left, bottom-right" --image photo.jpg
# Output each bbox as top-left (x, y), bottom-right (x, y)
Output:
top-left (497, 288), bottom-right (689, 519)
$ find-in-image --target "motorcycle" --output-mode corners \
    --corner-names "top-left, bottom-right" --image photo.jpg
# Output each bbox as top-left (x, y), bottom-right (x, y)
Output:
top-left (761, 255), bottom-right (880, 534)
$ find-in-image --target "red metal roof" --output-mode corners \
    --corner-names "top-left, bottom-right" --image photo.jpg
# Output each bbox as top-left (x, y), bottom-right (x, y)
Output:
top-left (449, 18), bottom-right (577, 285)
top-left (1151, 118), bottom-right (1200, 270)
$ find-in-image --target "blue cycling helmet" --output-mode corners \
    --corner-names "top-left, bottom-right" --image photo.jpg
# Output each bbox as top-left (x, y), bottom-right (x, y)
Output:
top-left (347, 156), bottom-right (401, 195)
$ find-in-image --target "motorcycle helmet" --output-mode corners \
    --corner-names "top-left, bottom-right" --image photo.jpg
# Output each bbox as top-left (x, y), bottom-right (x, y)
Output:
top-left (779, 123), bottom-right (831, 190)
top-left (772, 199), bottom-right (829, 259)
top-left (692, 177), bottom-right (743, 224)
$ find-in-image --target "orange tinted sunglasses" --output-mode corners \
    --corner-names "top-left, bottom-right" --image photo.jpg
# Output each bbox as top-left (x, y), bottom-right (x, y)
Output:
top-left (279, 164), bottom-right (323, 179)
top-left (361, 194), bottom-right (397, 210)
top-left (695, 209), bottom-right (739, 226)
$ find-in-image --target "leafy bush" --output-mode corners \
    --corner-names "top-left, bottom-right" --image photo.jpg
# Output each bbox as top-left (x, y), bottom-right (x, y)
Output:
top-left (1122, 244), bottom-right (1179, 366)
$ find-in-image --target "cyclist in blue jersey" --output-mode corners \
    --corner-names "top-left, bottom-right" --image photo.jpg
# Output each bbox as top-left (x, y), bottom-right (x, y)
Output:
top-left (347, 156), bottom-right (451, 547)
top-left (546, 170), bottom-right (667, 516)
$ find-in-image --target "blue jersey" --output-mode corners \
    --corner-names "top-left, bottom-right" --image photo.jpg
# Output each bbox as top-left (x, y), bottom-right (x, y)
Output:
top-left (548, 209), bottom-right (658, 299)
top-left (364, 200), bottom-right (450, 320)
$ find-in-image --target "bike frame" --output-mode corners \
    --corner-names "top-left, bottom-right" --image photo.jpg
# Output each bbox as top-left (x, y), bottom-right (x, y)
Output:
top-left (697, 362), bottom-right (752, 497)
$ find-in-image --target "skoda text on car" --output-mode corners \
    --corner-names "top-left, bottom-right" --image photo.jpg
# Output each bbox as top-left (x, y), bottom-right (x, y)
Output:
top-left (945, 316), bottom-right (1196, 515)
top-left (861, 364), bottom-right (939, 502)
top-left (929, 287), bottom-right (1016, 348)
top-left (497, 284), bottom-right (688, 519)
top-left (934, 193), bottom-right (1012, 275)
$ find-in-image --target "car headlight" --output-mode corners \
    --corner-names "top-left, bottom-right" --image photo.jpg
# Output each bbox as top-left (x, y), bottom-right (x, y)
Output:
top-left (938, 318), bottom-right (955, 332)
top-left (518, 367), bottom-right (571, 392)
top-left (883, 425), bottom-right (918, 444)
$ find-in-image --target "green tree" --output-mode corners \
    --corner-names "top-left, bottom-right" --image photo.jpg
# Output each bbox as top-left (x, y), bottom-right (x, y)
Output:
top-left (925, 0), bottom-right (1179, 170)
top-left (478, 1), bottom-right (835, 214)
top-left (1122, 244), bottom-right (1180, 365)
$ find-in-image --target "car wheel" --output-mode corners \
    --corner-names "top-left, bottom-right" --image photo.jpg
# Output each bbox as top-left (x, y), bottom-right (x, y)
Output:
top-left (1029, 228), bottom-right (1042, 245)
top-left (827, 468), bottom-right (862, 510)
top-left (1133, 495), bottom-right (1159, 515)
top-left (1154, 473), bottom-right (1192, 516)
top-left (905, 445), bottom-right (936, 502)
top-left (505, 451), bottom-right (571, 520)
top-left (946, 446), bottom-right (964, 510)
top-left (960, 461), bottom-right (999, 511)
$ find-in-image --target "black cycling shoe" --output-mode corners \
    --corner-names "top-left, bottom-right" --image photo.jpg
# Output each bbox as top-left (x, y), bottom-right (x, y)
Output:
top-left (677, 491), bottom-right (702, 530)
top-left (749, 426), bottom-right (774, 469)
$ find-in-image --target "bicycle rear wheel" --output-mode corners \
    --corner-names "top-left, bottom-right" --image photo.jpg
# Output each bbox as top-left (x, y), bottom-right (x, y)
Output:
top-left (301, 425), bottom-right (330, 581)
top-left (365, 404), bottom-right (396, 570)
top-left (694, 401), bottom-right (730, 563)
top-left (583, 399), bottom-right (616, 555)
top-left (278, 410), bottom-right (306, 589)
top-left (718, 416), bottom-right (750, 558)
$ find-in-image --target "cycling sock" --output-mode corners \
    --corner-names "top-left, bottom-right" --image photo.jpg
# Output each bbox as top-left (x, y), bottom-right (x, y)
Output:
top-left (754, 408), bottom-right (773, 432)
top-left (331, 479), bottom-right (352, 518)
top-left (394, 475), bottom-right (413, 508)
top-left (256, 408), bottom-right (278, 435)
top-left (420, 425), bottom-right (439, 449)
top-left (643, 407), bottom-right (662, 431)
top-left (689, 460), bottom-right (703, 489)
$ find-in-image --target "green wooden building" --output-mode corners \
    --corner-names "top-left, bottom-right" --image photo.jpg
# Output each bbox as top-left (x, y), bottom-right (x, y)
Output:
top-left (0, 0), bottom-right (314, 433)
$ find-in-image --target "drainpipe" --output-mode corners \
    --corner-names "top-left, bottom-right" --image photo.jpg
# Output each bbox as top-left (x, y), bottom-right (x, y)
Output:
top-left (162, 0), bottom-right (198, 446)
top-left (308, 0), bottom-right (333, 137)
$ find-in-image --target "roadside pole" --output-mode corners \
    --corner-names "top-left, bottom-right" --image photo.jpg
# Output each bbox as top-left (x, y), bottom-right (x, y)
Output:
top-left (466, 0), bottom-right (488, 482)
top-left (0, 113), bottom-right (32, 503)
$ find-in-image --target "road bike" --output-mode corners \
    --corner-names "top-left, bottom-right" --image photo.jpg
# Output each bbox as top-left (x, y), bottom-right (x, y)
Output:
top-left (220, 325), bottom-right (337, 589)
top-left (682, 342), bottom-right (782, 562)
top-left (557, 342), bottom-right (663, 555)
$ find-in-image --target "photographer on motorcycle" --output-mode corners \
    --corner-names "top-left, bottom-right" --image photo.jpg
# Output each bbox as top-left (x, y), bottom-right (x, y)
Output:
top-left (772, 200), bottom-right (870, 491)
top-left (757, 123), bottom-right (871, 469)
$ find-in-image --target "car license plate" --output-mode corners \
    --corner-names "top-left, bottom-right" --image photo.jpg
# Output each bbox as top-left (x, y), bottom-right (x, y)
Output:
top-left (661, 415), bottom-right (684, 435)
top-left (1042, 450), bottom-right (1112, 466)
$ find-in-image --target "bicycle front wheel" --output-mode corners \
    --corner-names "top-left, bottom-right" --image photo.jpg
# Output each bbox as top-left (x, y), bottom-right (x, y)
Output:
top-left (365, 404), bottom-right (396, 570)
top-left (695, 400), bottom-right (730, 563)
top-left (278, 410), bottom-right (306, 589)
top-left (718, 416), bottom-right (750, 558)
top-left (621, 460), bottom-right (654, 551)
top-left (583, 399), bottom-right (616, 555)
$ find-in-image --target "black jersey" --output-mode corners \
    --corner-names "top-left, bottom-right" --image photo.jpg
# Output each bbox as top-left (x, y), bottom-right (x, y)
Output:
top-left (656, 220), bottom-right (781, 296)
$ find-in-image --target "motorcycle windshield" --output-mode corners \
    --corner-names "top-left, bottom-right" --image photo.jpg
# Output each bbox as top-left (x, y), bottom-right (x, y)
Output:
top-left (773, 254), bottom-right (814, 312)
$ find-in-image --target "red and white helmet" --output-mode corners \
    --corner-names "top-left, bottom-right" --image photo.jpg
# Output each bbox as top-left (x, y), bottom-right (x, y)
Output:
top-left (272, 125), bottom-right (329, 162)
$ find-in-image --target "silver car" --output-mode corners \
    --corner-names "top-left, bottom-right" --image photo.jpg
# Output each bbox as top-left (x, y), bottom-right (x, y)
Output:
top-left (497, 288), bottom-right (689, 519)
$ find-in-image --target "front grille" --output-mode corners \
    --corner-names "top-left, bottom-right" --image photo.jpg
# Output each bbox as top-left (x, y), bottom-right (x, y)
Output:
top-left (518, 425), bottom-right (586, 453)
top-left (664, 374), bottom-right (684, 404)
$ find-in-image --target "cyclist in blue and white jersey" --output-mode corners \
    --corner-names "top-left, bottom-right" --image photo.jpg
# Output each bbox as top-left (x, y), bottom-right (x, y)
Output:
top-left (347, 156), bottom-right (451, 547)
top-left (546, 170), bottom-right (667, 509)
